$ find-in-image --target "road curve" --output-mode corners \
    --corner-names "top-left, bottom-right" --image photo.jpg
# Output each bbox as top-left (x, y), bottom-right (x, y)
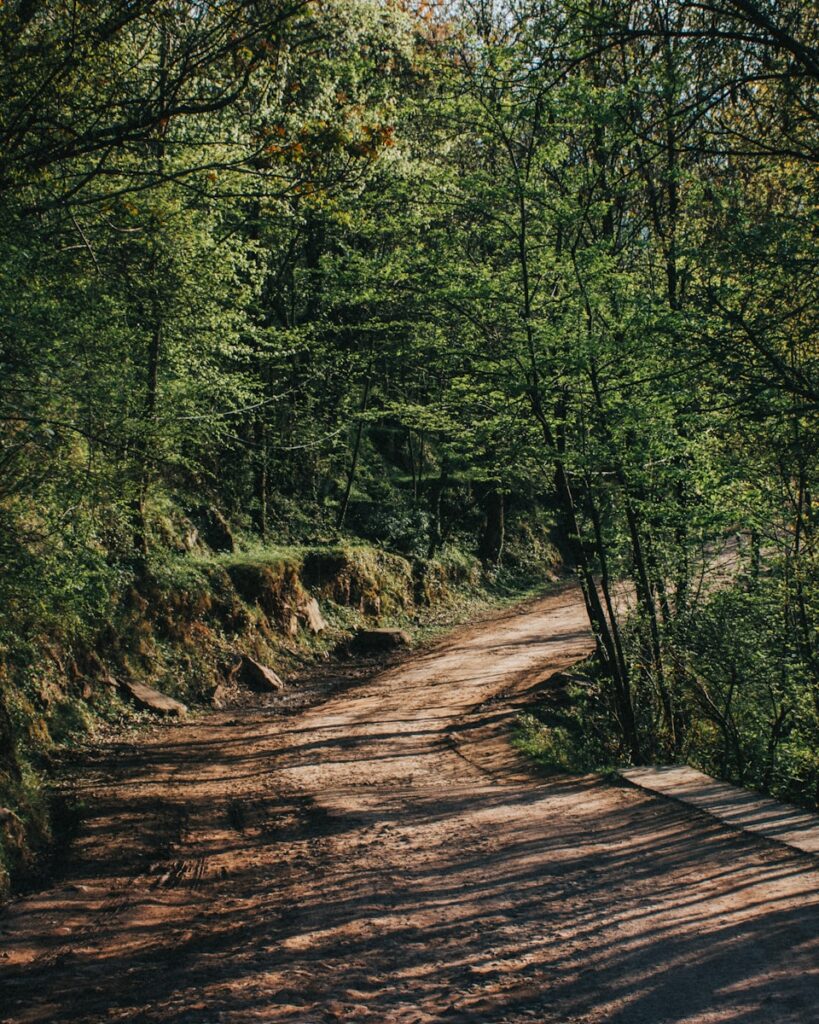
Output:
top-left (2, 584), bottom-right (819, 1023)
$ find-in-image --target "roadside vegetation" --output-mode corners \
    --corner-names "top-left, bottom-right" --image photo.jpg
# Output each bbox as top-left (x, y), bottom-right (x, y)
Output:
top-left (1, 0), bottom-right (816, 887)
top-left (0, 535), bottom-right (555, 895)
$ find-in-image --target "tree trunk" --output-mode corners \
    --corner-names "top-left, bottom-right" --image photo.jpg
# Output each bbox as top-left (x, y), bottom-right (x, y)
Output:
top-left (479, 487), bottom-right (505, 565)
top-left (337, 376), bottom-right (371, 530)
top-left (427, 457), bottom-right (450, 559)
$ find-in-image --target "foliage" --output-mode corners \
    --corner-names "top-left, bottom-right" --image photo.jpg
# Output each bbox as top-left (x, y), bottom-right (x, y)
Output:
top-left (1, 0), bottom-right (818, 890)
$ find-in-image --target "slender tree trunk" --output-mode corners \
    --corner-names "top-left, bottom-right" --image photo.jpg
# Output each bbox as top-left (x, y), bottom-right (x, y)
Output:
top-left (583, 472), bottom-right (631, 689)
top-left (337, 376), bottom-right (371, 530)
top-left (587, 360), bottom-right (675, 752)
top-left (550, 453), bottom-right (640, 760)
top-left (407, 429), bottom-right (418, 502)
top-left (253, 414), bottom-right (269, 538)
top-left (427, 457), bottom-right (450, 559)
top-left (133, 27), bottom-right (168, 564)
top-left (512, 144), bottom-right (640, 759)
top-left (479, 487), bottom-right (505, 565)
top-left (134, 318), bottom-right (161, 559)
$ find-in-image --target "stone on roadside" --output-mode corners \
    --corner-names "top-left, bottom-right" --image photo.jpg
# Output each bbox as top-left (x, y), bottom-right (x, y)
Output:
top-left (298, 596), bottom-right (327, 634)
top-left (119, 680), bottom-right (187, 718)
top-left (352, 627), bottom-right (411, 653)
top-left (237, 654), bottom-right (285, 692)
top-left (209, 682), bottom-right (230, 709)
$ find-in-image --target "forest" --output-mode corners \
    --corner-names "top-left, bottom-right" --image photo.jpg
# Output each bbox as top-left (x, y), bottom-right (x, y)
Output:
top-left (0, 0), bottom-right (817, 893)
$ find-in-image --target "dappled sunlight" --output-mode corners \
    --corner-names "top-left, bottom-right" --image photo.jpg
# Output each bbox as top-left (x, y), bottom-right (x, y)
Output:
top-left (3, 590), bottom-right (819, 1023)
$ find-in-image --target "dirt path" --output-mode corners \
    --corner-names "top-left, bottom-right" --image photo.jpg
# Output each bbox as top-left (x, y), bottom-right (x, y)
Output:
top-left (3, 585), bottom-right (819, 1023)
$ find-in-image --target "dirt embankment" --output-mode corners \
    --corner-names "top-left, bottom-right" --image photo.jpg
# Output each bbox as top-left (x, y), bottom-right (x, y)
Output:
top-left (0, 544), bottom-right (493, 894)
top-left (2, 584), bottom-right (819, 1023)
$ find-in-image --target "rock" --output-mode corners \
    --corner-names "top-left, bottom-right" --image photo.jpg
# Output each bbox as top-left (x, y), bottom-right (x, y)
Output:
top-left (119, 680), bottom-right (187, 718)
top-left (226, 561), bottom-right (302, 631)
top-left (181, 523), bottom-right (199, 551)
top-left (236, 654), bottom-right (284, 693)
top-left (301, 548), bottom-right (413, 615)
top-left (351, 627), bottom-right (411, 653)
top-left (209, 682), bottom-right (229, 709)
top-left (0, 808), bottom-right (25, 851)
top-left (192, 505), bottom-right (235, 553)
top-left (298, 596), bottom-right (327, 634)
top-left (74, 650), bottom-right (117, 698)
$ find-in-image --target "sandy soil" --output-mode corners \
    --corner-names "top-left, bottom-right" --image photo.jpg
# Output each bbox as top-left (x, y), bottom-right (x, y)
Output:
top-left (2, 583), bottom-right (819, 1023)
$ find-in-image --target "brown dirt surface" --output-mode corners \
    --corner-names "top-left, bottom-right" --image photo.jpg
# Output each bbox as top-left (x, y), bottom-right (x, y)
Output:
top-left (2, 583), bottom-right (819, 1023)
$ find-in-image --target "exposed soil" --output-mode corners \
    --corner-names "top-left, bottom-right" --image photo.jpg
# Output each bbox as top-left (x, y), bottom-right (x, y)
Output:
top-left (2, 584), bottom-right (819, 1023)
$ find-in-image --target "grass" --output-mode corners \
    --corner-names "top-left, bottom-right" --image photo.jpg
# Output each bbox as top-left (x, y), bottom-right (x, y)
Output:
top-left (404, 578), bottom-right (548, 648)
top-left (191, 543), bottom-right (308, 567)
top-left (512, 663), bottom-right (626, 777)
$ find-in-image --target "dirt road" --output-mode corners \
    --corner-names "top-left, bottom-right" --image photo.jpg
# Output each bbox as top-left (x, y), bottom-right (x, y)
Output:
top-left (3, 585), bottom-right (819, 1023)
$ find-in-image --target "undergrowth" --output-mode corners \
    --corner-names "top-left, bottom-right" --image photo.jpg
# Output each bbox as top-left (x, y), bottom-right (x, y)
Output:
top-left (512, 662), bottom-right (627, 776)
